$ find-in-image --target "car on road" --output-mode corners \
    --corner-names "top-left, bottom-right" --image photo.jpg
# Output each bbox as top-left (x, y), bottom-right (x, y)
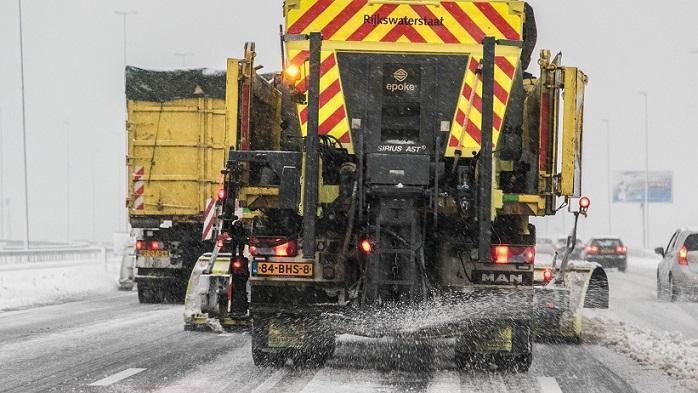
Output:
top-left (118, 246), bottom-right (136, 291)
top-left (536, 237), bottom-right (555, 255)
top-left (583, 237), bottom-right (627, 272)
top-left (656, 229), bottom-right (698, 302)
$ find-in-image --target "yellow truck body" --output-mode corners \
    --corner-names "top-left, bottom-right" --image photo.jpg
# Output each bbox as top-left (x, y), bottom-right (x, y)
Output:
top-left (127, 97), bottom-right (227, 221)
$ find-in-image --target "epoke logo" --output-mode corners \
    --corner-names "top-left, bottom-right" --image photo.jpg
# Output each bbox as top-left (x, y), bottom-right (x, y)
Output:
top-left (393, 68), bottom-right (409, 82)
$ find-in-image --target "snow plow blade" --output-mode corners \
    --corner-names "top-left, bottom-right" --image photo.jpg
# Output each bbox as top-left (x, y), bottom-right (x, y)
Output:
top-left (533, 263), bottom-right (608, 342)
top-left (184, 253), bottom-right (250, 332)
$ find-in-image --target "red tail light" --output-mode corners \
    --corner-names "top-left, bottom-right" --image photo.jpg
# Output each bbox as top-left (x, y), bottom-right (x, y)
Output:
top-left (586, 246), bottom-right (599, 254)
top-left (543, 268), bottom-right (553, 283)
top-left (490, 245), bottom-right (535, 264)
top-left (359, 238), bottom-right (374, 255)
top-left (249, 237), bottom-right (298, 257)
top-left (273, 241), bottom-right (295, 257)
top-left (678, 246), bottom-right (689, 265)
top-left (616, 246), bottom-right (627, 254)
top-left (230, 257), bottom-right (247, 275)
top-left (135, 240), bottom-right (144, 251)
top-left (151, 241), bottom-right (160, 250)
top-left (217, 188), bottom-right (226, 200)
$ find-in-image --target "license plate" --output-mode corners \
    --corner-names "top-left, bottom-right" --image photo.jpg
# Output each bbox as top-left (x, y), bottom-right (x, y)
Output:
top-left (139, 250), bottom-right (169, 258)
top-left (601, 249), bottom-right (614, 254)
top-left (253, 262), bottom-right (313, 277)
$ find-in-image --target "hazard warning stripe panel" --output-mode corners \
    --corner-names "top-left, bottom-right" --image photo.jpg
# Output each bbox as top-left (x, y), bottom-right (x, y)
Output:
top-left (446, 55), bottom-right (519, 157)
top-left (288, 49), bottom-right (354, 149)
top-left (132, 165), bottom-right (145, 211)
top-left (286, 0), bottom-right (523, 44)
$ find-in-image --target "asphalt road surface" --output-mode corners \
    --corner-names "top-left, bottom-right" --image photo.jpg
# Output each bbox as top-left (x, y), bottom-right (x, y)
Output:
top-left (0, 262), bottom-right (692, 393)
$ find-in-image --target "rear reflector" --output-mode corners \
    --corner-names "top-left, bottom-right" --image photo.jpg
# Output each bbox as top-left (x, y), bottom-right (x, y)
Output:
top-left (490, 245), bottom-right (535, 264)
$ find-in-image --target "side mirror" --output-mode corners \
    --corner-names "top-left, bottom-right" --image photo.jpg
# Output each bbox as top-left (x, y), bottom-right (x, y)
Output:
top-left (654, 247), bottom-right (665, 257)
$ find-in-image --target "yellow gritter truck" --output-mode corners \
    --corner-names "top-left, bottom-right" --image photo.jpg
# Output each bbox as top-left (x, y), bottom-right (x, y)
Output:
top-left (126, 67), bottom-right (228, 303)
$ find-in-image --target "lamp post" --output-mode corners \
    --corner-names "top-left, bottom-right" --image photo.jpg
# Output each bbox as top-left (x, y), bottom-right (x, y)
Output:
top-left (65, 121), bottom-right (70, 243)
top-left (0, 108), bottom-right (4, 240)
top-left (639, 92), bottom-right (650, 249)
top-left (115, 10), bottom-right (137, 234)
top-left (18, 0), bottom-right (30, 250)
top-left (602, 119), bottom-right (612, 235)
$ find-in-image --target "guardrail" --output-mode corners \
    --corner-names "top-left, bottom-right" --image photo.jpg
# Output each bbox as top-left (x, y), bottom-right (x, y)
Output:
top-left (0, 248), bottom-right (109, 265)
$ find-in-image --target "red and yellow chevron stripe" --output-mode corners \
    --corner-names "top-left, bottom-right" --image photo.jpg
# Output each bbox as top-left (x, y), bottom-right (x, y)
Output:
top-left (288, 49), bottom-right (353, 149)
top-left (446, 54), bottom-right (519, 157)
top-left (287, 0), bottom-right (523, 44)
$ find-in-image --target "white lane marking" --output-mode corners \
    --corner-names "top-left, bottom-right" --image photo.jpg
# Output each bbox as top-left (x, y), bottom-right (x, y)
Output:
top-left (426, 370), bottom-right (462, 393)
top-left (538, 377), bottom-right (563, 393)
top-left (250, 368), bottom-right (289, 393)
top-left (89, 368), bottom-right (147, 386)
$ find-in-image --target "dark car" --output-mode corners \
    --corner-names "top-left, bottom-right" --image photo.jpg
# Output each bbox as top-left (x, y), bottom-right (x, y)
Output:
top-left (583, 237), bottom-right (627, 271)
top-left (656, 229), bottom-right (698, 302)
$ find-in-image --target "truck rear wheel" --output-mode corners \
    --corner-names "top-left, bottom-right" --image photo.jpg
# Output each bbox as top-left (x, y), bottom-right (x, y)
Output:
top-left (251, 318), bottom-right (286, 367)
top-left (137, 286), bottom-right (164, 304)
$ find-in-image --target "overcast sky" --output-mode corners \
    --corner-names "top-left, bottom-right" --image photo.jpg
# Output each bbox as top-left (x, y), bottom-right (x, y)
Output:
top-left (0, 0), bottom-right (696, 248)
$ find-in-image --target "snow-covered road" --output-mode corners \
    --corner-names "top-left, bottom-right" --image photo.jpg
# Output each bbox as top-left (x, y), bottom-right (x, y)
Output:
top-left (0, 255), bottom-right (695, 392)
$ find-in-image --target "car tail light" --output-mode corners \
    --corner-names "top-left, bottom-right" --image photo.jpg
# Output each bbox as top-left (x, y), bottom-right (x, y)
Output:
top-left (217, 188), bottom-right (226, 200)
top-left (135, 240), bottom-right (144, 251)
top-left (678, 246), bottom-right (689, 265)
top-left (151, 241), bottom-right (160, 250)
top-left (249, 237), bottom-right (298, 257)
top-left (543, 268), bottom-right (553, 283)
top-left (586, 246), bottom-right (599, 254)
top-left (490, 245), bottom-right (535, 264)
top-left (616, 246), bottom-right (627, 254)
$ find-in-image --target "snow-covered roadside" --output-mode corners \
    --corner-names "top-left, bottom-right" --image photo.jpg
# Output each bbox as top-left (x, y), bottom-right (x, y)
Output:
top-left (0, 258), bottom-right (122, 311)
top-left (585, 316), bottom-right (698, 392)
top-left (580, 255), bottom-right (698, 391)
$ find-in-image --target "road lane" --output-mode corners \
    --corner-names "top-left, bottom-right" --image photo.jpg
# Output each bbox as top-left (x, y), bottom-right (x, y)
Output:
top-left (0, 288), bottom-right (690, 393)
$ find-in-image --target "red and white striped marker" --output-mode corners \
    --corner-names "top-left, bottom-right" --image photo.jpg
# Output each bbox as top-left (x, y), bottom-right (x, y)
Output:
top-left (133, 166), bottom-right (145, 211)
top-left (201, 198), bottom-right (216, 241)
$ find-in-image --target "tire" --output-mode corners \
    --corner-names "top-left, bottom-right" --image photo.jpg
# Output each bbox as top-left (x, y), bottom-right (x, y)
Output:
top-left (137, 286), bottom-right (152, 304)
top-left (670, 276), bottom-right (680, 302)
top-left (657, 275), bottom-right (665, 300)
top-left (618, 264), bottom-right (627, 273)
top-left (251, 318), bottom-right (285, 367)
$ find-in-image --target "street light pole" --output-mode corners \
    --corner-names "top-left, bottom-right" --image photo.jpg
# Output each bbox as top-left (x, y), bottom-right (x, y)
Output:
top-left (602, 119), bottom-right (612, 235)
top-left (0, 107), bottom-right (4, 240)
top-left (18, 0), bottom-right (30, 250)
top-left (65, 121), bottom-right (70, 243)
top-left (640, 92), bottom-right (650, 249)
top-left (115, 10), bottom-right (136, 235)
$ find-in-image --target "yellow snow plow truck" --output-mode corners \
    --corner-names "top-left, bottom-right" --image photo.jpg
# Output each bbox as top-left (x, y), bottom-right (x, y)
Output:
top-left (184, 0), bottom-right (609, 370)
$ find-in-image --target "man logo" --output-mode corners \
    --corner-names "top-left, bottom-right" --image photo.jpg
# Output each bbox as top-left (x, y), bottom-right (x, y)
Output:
top-left (393, 68), bottom-right (408, 82)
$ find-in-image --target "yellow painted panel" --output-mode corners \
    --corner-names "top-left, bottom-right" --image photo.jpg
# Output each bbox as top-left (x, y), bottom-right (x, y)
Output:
top-left (127, 97), bottom-right (229, 219)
